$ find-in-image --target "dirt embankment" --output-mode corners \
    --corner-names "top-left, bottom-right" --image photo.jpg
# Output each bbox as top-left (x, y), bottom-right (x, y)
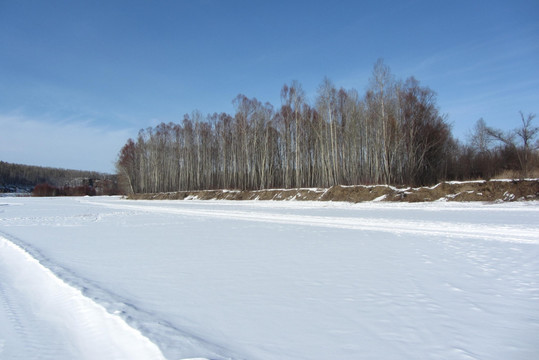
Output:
top-left (128, 179), bottom-right (539, 203)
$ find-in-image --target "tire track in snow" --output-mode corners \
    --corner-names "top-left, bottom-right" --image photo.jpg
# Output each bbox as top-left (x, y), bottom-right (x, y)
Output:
top-left (87, 200), bottom-right (539, 244)
top-left (0, 280), bottom-right (30, 359)
top-left (0, 230), bottom-right (241, 360)
top-left (0, 243), bottom-right (73, 359)
top-left (0, 282), bottom-right (24, 338)
top-left (0, 236), bottom-right (167, 360)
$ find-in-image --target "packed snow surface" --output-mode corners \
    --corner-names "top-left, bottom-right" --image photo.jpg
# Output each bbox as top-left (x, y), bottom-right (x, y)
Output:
top-left (0, 197), bottom-right (538, 359)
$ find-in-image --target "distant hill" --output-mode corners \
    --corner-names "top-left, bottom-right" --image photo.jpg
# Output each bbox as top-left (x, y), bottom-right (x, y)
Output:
top-left (0, 161), bottom-right (118, 195)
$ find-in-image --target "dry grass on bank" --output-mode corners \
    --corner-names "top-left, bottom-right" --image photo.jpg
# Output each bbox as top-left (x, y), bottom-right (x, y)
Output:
top-left (129, 179), bottom-right (539, 203)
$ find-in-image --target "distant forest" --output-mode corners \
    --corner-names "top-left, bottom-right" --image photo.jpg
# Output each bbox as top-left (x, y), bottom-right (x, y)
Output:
top-left (0, 161), bottom-right (117, 195)
top-left (115, 60), bottom-right (537, 194)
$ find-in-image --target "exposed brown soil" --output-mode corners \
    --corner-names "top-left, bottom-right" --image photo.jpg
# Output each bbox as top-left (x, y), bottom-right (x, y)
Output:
top-left (128, 179), bottom-right (539, 203)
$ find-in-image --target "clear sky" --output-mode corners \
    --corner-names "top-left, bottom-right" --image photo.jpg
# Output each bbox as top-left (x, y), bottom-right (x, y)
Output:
top-left (1, 0), bottom-right (538, 173)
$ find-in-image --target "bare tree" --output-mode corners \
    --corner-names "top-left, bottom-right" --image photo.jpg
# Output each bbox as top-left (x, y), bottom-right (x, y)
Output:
top-left (368, 58), bottom-right (396, 183)
top-left (470, 118), bottom-right (492, 154)
top-left (515, 112), bottom-right (539, 177)
top-left (280, 81), bottom-right (306, 187)
top-left (116, 139), bottom-right (137, 194)
top-left (316, 77), bottom-right (339, 186)
top-left (115, 60), bottom-right (459, 194)
top-left (486, 112), bottom-right (538, 178)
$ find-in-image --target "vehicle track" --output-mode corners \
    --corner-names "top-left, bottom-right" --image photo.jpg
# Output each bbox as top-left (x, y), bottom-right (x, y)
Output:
top-left (0, 236), bottom-right (166, 360)
top-left (0, 240), bottom-right (70, 359)
top-left (86, 200), bottom-right (539, 244)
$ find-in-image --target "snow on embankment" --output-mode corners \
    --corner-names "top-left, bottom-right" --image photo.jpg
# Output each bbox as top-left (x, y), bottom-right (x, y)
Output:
top-left (130, 179), bottom-right (539, 202)
top-left (0, 236), bottom-right (166, 360)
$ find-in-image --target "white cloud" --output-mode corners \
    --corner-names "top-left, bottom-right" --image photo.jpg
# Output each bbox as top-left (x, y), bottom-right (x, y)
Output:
top-left (0, 114), bottom-right (133, 173)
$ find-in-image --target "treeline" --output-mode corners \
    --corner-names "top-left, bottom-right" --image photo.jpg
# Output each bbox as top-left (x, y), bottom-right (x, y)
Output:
top-left (32, 183), bottom-right (97, 197)
top-left (450, 114), bottom-right (538, 180)
top-left (116, 60), bottom-right (538, 194)
top-left (0, 161), bottom-right (118, 195)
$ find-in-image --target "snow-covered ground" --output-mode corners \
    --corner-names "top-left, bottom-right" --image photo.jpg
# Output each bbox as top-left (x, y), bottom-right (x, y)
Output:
top-left (1, 197), bottom-right (538, 360)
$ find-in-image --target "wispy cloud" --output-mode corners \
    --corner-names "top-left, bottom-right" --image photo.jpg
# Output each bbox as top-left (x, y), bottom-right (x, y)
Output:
top-left (0, 113), bottom-right (133, 173)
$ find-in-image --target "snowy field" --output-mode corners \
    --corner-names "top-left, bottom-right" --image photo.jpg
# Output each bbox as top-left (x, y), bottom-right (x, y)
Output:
top-left (0, 197), bottom-right (538, 360)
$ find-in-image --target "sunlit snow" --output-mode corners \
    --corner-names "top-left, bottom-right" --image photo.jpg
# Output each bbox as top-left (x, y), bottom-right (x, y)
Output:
top-left (1, 197), bottom-right (538, 359)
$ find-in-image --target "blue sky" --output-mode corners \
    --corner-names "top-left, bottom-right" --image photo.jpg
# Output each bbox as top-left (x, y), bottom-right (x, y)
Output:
top-left (1, 0), bottom-right (538, 173)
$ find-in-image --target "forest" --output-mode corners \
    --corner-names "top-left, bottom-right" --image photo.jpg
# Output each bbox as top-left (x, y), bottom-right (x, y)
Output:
top-left (0, 161), bottom-right (117, 195)
top-left (116, 60), bottom-right (538, 194)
